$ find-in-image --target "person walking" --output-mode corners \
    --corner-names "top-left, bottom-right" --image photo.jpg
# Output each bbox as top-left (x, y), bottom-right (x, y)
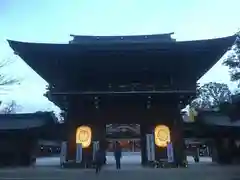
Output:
top-left (31, 144), bottom-right (37, 168)
top-left (114, 142), bottom-right (122, 170)
top-left (95, 148), bottom-right (105, 174)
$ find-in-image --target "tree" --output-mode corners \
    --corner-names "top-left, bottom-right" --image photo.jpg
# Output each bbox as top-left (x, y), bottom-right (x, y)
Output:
top-left (190, 82), bottom-right (232, 110)
top-left (0, 59), bottom-right (19, 86)
top-left (223, 31), bottom-right (240, 85)
top-left (0, 59), bottom-right (20, 112)
top-left (0, 100), bottom-right (22, 114)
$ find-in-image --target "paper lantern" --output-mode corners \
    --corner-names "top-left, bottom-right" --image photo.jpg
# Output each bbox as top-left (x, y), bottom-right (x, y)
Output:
top-left (154, 125), bottom-right (171, 147)
top-left (76, 126), bottom-right (92, 148)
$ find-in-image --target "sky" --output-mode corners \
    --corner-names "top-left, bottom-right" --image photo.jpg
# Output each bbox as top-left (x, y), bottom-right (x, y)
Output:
top-left (0, 0), bottom-right (239, 113)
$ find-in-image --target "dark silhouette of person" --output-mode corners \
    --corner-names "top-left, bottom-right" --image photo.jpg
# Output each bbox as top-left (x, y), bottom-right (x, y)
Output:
top-left (95, 148), bottom-right (105, 174)
top-left (114, 142), bottom-right (122, 170)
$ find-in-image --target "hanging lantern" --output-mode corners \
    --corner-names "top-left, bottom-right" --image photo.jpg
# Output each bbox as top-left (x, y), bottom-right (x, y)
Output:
top-left (76, 125), bottom-right (92, 148)
top-left (154, 125), bottom-right (171, 148)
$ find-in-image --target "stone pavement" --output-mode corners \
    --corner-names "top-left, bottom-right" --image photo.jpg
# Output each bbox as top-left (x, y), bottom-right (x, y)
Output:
top-left (0, 154), bottom-right (239, 180)
top-left (36, 153), bottom-right (213, 166)
top-left (0, 164), bottom-right (239, 180)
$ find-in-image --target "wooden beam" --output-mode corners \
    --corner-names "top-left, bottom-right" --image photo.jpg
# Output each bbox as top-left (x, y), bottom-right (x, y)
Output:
top-left (50, 90), bottom-right (196, 95)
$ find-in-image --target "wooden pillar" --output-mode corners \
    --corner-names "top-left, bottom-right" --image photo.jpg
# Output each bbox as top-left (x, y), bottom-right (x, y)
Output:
top-left (65, 98), bottom-right (77, 162)
top-left (171, 112), bottom-right (186, 166)
top-left (65, 95), bottom-right (107, 167)
top-left (92, 123), bottom-right (107, 164)
top-left (91, 123), bottom-right (106, 148)
top-left (214, 138), bottom-right (233, 164)
top-left (80, 123), bottom-right (106, 167)
top-left (141, 104), bottom-right (186, 167)
top-left (164, 104), bottom-right (186, 167)
top-left (154, 124), bottom-right (168, 161)
top-left (140, 123), bottom-right (147, 165)
top-left (141, 122), bottom-right (168, 165)
top-left (66, 120), bottom-right (76, 161)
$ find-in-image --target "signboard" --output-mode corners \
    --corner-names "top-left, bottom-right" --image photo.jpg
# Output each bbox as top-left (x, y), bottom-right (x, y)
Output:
top-left (167, 142), bottom-right (174, 163)
top-left (92, 141), bottom-right (100, 161)
top-left (146, 134), bottom-right (155, 161)
top-left (76, 143), bottom-right (83, 163)
top-left (60, 141), bottom-right (67, 165)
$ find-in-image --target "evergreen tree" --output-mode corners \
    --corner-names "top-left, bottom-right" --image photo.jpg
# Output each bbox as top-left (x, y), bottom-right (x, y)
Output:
top-left (223, 31), bottom-right (240, 86)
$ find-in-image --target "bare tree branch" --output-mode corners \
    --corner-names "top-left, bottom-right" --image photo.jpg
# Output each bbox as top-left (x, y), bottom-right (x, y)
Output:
top-left (0, 58), bottom-right (20, 86)
top-left (0, 100), bottom-right (22, 114)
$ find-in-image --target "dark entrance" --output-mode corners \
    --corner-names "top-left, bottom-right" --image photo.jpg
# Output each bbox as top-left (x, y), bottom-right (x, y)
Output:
top-left (7, 33), bottom-right (236, 167)
top-left (105, 124), bottom-right (141, 165)
top-left (106, 124), bottom-right (141, 152)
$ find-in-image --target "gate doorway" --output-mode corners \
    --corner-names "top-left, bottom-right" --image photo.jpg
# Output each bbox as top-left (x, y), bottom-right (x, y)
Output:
top-left (107, 138), bottom-right (141, 152)
top-left (105, 124), bottom-right (142, 165)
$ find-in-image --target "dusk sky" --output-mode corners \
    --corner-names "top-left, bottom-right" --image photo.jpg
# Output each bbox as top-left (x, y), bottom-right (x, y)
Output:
top-left (0, 0), bottom-right (239, 113)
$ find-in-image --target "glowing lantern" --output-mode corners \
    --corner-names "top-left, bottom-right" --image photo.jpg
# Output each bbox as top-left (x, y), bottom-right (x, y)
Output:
top-left (154, 125), bottom-right (171, 147)
top-left (76, 126), bottom-right (92, 148)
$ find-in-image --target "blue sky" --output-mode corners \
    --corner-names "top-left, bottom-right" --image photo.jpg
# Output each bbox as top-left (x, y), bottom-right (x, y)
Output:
top-left (0, 0), bottom-right (239, 113)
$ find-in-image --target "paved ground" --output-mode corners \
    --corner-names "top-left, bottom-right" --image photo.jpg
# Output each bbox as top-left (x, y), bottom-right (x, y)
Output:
top-left (0, 165), bottom-right (239, 180)
top-left (36, 153), bottom-right (213, 166)
top-left (0, 154), bottom-right (239, 180)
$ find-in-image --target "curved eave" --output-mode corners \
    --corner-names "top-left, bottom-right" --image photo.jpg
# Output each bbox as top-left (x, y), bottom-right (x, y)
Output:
top-left (196, 111), bottom-right (240, 127)
top-left (7, 35), bottom-right (237, 85)
top-left (8, 35), bottom-right (236, 51)
top-left (0, 112), bottom-right (56, 130)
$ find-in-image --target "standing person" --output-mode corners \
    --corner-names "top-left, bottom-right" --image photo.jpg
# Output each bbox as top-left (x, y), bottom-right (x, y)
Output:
top-left (114, 142), bottom-right (122, 170)
top-left (193, 147), bottom-right (200, 163)
top-left (31, 143), bottom-right (37, 168)
top-left (31, 154), bottom-right (36, 168)
top-left (95, 148), bottom-right (104, 174)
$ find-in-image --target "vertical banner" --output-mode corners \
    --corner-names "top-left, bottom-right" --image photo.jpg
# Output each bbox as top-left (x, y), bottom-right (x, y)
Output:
top-left (60, 141), bottom-right (67, 166)
top-left (167, 142), bottom-right (174, 163)
top-left (146, 134), bottom-right (151, 161)
top-left (92, 141), bottom-right (100, 161)
top-left (146, 134), bottom-right (155, 161)
top-left (150, 134), bottom-right (155, 161)
top-left (76, 143), bottom-right (82, 163)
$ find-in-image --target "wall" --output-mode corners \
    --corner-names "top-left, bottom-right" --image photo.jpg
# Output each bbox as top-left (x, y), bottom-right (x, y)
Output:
top-left (0, 131), bottom-right (37, 166)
